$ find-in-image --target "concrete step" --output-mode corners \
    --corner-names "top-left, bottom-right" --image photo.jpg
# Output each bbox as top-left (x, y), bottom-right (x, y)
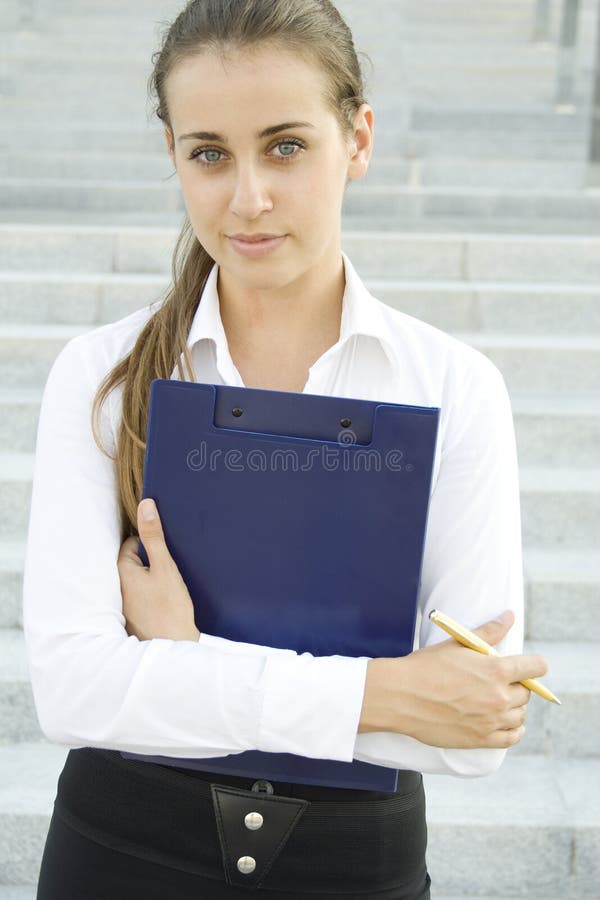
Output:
top-left (0, 271), bottom-right (167, 326)
top-left (0, 32), bottom-right (564, 66)
top-left (2, 321), bottom-right (599, 393)
top-left (0, 627), bottom-right (597, 752)
top-left (0, 123), bottom-right (168, 155)
top-left (343, 184), bottom-right (600, 223)
top-left (524, 548), bottom-right (600, 642)
top-left (2, 226), bottom-right (600, 283)
top-left (3, 533), bottom-right (598, 638)
top-left (409, 107), bottom-right (589, 132)
top-left (423, 754), bottom-right (600, 898)
top-left (0, 324), bottom-right (86, 389)
top-left (0, 630), bottom-right (40, 745)
top-left (0, 745), bottom-right (597, 896)
top-left (457, 332), bottom-right (600, 394)
top-left (2, 446), bottom-right (599, 544)
top-left (3, 207), bottom-right (599, 235)
top-left (0, 889), bottom-right (35, 899)
top-left (2, 57), bottom-right (564, 94)
top-left (1, 383), bottom-right (599, 467)
top-left (411, 130), bottom-right (587, 160)
top-left (367, 158), bottom-right (588, 190)
top-left (372, 280), bottom-right (600, 334)
top-left (2, 152), bottom-right (590, 191)
top-left (5, 177), bottom-right (600, 222)
top-left (0, 629), bottom-right (600, 759)
top-left (344, 214), bottom-right (600, 234)
top-left (0, 540), bottom-right (24, 630)
top-left (2, 57), bottom-right (152, 88)
top-left (24, 17), bottom-right (562, 45)
top-left (0, 178), bottom-right (184, 214)
top-left (31, 24), bottom-right (566, 49)
top-left (399, 84), bottom-right (571, 107)
top-left (1, 151), bottom-right (174, 181)
top-left (511, 393), bottom-right (600, 469)
top-left (0, 105), bottom-right (589, 135)
top-left (1, 122), bottom-right (588, 160)
top-left (518, 466), bottom-right (600, 548)
top-left (0, 200), bottom-right (595, 235)
top-left (6, 83), bottom-right (575, 112)
top-left (2, 271), bottom-right (600, 335)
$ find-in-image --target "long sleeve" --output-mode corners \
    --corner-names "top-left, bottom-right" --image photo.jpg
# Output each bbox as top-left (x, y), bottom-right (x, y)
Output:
top-left (22, 335), bottom-right (368, 762)
top-left (352, 347), bottom-right (525, 776)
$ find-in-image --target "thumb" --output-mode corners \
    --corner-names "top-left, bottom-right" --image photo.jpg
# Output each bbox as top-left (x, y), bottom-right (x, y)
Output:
top-left (137, 499), bottom-right (169, 569)
top-left (472, 609), bottom-right (515, 648)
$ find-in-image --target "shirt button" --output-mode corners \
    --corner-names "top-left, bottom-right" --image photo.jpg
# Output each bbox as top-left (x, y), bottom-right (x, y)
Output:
top-left (237, 856), bottom-right (257, 875)
top-left (245, 811), bottom-right (264, 830)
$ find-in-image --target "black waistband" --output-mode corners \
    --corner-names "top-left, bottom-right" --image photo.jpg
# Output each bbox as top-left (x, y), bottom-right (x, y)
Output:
top-left (52, 747), bottom-right (429, 895)
top-left (133, 754), bottom-right (421, 803)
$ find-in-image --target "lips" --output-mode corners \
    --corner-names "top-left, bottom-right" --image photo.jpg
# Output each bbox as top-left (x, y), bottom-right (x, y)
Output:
top-left (228, 234), bottom-right (283, 242)
top-left (227, 234), bottom-right (288, 258)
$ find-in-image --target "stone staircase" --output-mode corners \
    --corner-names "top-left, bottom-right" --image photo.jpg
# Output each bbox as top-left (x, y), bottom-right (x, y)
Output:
top-left (1, 1), bottom-right (599, 898)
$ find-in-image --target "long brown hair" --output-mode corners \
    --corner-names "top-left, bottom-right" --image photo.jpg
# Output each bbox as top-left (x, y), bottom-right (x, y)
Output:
top-left (91, 0), bottom-right (368, 544)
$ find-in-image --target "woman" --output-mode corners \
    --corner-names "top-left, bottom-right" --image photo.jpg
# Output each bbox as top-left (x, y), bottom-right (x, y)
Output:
top-left (23, 0), bottom-right (548, 897)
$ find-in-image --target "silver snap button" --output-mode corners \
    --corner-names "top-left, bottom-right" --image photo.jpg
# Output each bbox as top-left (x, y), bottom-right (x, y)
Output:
top-left (245, 811), bottom-right (264, 831)
top-left (251, 779), bottom-right (274, 794)
top-left (237, 855), bottom-right (256, 875)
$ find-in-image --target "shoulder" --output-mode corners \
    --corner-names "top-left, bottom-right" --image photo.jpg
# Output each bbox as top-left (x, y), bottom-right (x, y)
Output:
top-left (370, 289), bottom-right (507, 402)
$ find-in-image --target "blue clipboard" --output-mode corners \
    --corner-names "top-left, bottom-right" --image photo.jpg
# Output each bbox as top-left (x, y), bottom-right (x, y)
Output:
top-left (121, 379), bottom-right (440, 790)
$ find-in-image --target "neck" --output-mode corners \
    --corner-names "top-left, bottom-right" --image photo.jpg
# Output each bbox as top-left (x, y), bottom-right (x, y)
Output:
top-left (217, 249), bottom-right (346, 355)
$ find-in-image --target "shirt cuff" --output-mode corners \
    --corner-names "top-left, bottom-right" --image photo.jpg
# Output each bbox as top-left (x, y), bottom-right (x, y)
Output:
top-left (257, 652), bottom-right (369, 762)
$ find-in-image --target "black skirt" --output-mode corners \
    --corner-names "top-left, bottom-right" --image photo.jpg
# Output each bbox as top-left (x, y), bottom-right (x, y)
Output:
top-left (36, 747), bottom-right (431, 899)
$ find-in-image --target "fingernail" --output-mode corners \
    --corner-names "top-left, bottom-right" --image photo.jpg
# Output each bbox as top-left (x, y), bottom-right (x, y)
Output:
top-left (496, 610), bottom-right (512, 625)
top-left (141, 499), bottom-right (157, 521)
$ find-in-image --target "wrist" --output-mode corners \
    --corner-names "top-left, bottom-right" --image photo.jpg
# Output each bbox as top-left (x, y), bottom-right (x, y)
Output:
top-left (358, 657), bottom-right (409, 734)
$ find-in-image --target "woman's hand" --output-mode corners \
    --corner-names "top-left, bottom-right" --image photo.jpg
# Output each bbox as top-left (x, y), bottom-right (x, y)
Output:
top-left (117, 499), bottom-right (201, 642)
top-left (359, 610), bottom-right (548, 750)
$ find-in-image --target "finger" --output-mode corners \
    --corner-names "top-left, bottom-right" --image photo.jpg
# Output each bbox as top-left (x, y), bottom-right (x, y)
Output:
top-left (503, 653), bottom-right (549, 684)
top-left (487, 724), bottom-right (526, 750)
top-left (117, 536), bottom-right (144, 567)
top-left (500, 705), bottom-right (527, 731)
top-left (137, 499), bottom-right (171, 571)
top-left (507, 683), bottom-right (531, 708)
top-left (471, 609), bottom-right (515, 648)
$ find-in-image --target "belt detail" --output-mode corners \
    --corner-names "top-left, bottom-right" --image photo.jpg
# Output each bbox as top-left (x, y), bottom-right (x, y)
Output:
top-left (210, 783), bottom-right (309, 890)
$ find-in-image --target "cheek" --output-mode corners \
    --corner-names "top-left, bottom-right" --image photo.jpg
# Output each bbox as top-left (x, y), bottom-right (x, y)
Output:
top-left (179, 172), bottom-right (225, 226)
top-left (293, 153), bottom-right (341, 197)
top-left (299, 161), bottom-right (347, 218)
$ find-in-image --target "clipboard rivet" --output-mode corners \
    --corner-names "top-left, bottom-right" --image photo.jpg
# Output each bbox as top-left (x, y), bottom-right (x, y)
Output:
top-left (340, 418), bottom-right (352, 428)
top-left (232, 407), bottom-right (244, 417)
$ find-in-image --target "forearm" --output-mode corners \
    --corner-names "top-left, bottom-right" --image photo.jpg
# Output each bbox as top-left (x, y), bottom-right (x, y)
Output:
top-left (358, 618), bottom-right (547, 752)
top-left (25, 622), bottom-right (367, 762)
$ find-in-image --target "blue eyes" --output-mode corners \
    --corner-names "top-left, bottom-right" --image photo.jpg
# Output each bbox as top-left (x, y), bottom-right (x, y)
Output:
top-left (188, 138), bottom-right (305, 167)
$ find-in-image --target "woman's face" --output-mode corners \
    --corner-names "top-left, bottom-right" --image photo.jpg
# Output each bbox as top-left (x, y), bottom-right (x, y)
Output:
top-left (164, 44), bottom-right (372, 292)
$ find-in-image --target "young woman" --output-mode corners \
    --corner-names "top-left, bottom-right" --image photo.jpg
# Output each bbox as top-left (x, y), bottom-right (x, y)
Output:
top-left (24, 1), bottom-right (548, 897)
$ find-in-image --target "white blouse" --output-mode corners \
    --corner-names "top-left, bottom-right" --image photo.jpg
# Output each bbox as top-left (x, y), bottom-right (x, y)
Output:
top-left (22, 251), bottom-right (524, 777)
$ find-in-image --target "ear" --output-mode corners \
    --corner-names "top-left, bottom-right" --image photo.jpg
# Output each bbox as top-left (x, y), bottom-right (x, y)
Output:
top-left (346, 104), bottom-right (374, 183)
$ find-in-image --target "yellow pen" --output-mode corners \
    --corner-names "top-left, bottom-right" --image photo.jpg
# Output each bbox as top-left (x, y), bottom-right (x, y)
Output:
top-left (429, 609), bottom-right (561, 705)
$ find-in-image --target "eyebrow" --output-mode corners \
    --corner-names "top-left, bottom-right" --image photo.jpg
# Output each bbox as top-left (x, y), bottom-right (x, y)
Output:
top-left (177, 122), bottom-right (316, 143)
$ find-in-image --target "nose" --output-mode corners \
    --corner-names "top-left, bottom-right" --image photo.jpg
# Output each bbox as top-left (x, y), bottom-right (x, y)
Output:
top-left (228, 160), bottom-right (273, 220)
